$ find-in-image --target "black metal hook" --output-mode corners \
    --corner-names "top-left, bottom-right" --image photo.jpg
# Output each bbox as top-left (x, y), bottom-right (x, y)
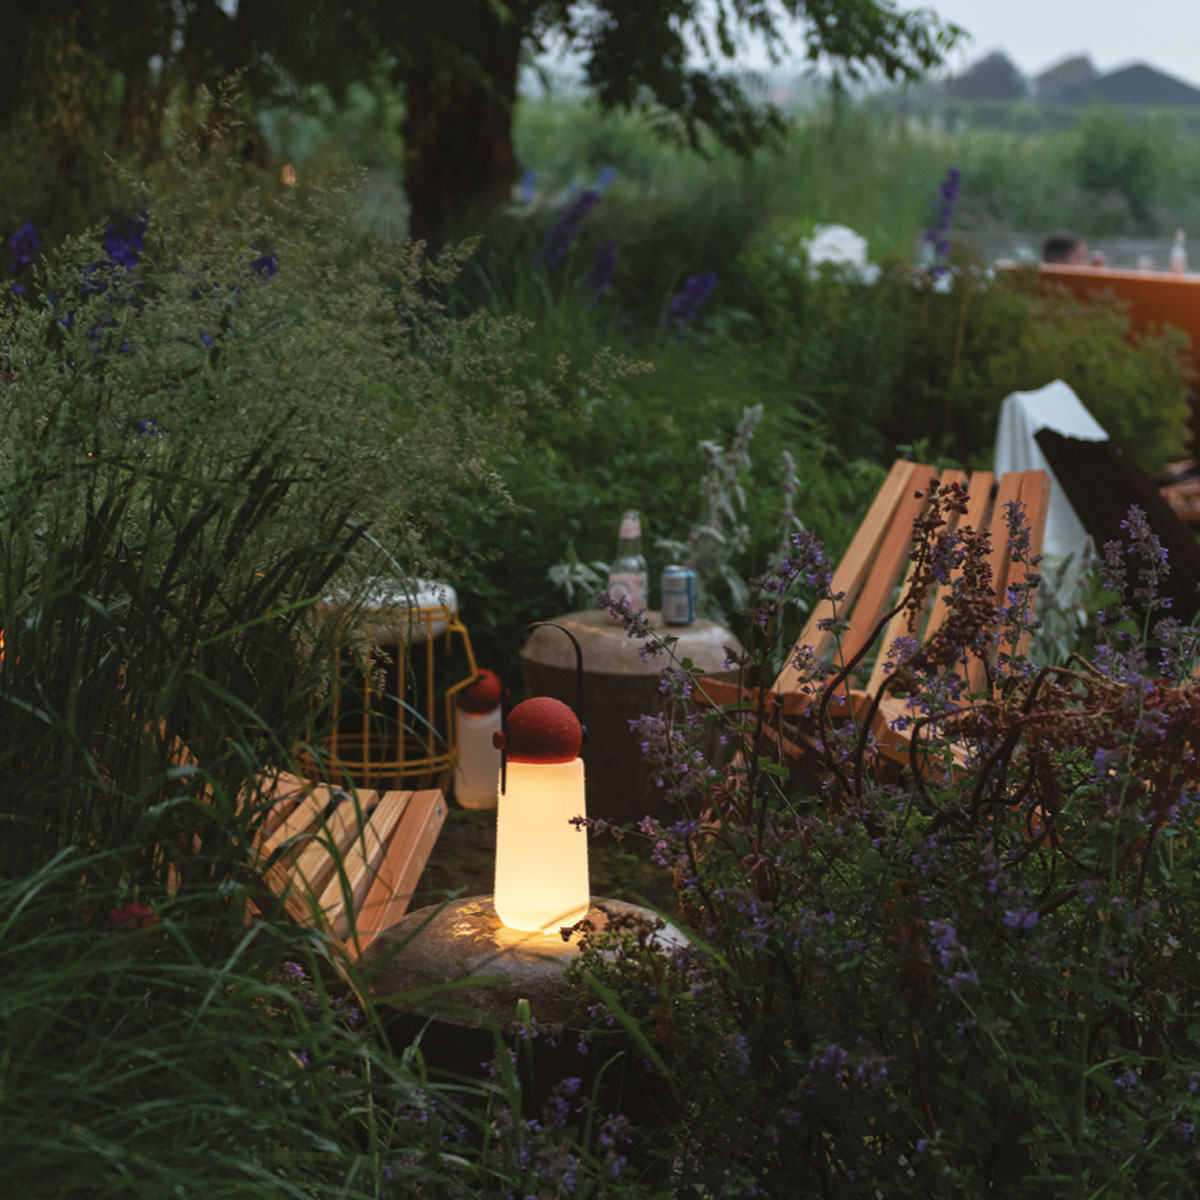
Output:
top-left (498, 621), bottom-right (587, 795)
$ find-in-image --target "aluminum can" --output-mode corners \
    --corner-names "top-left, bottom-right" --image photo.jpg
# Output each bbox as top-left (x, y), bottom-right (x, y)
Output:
top-left (660, 565), bottom-right (696, 625)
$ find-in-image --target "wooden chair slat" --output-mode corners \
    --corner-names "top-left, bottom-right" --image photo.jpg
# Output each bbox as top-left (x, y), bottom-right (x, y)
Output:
top-left (776, 460), bottom-right (923, 689)
top-left (249, 771), bottom-right (311, 837)
top-left (319, 789), bottom-right (411, 937)
top-left (289, 789), bottom-right (381, 902)
top-left (1011, 469), bottom-right (1052, 663)
top-left (251, 779), bottom-right (445, 957)
top-left (354, 788), bottom-right (447, 951)
top-left (838, 479), bottom-right (931, 671)
top-left (260, 786), bottom-right (332, 859)
top-left (864, 468), bottom-right (971, 695)
top-left (768, 459), bottom-right (1052, 776)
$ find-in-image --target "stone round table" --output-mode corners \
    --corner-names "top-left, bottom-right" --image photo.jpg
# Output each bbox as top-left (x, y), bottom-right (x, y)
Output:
top-left (364, 894), bottom-right (688, 1129)
top-left (519, 609), bottom-right (741, 825)
top-left (365, 894), bottom-right (686, 1028)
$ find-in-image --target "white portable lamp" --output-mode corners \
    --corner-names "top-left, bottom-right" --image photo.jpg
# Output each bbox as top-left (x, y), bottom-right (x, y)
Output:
top-left (491, 624), bottom-right (590, 935)
top-left (452, 668), bottom-right (504, 810)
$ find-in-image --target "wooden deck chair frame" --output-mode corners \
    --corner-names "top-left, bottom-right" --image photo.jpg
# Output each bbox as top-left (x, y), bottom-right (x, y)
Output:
top-left (767, 459), bottom-right (1051, 774)
top-left (246, 770), bottom-right (447, 960)
top-left (167, 735), bottom-right (447, 962)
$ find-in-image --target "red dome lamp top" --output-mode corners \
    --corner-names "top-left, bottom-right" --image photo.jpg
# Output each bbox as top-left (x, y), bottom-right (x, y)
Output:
top-left (492, 696), bottom-right (582, 763)
top-left (458, 668), bottom-right (502, 714)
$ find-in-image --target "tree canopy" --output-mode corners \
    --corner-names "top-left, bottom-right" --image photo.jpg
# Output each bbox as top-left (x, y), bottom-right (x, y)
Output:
top-left (1, 1), bottom-right (962, 240)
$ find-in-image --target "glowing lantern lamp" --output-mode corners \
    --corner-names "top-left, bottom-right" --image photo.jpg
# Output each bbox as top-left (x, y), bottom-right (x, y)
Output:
top-left (491, 626), bottom-right (590, 935)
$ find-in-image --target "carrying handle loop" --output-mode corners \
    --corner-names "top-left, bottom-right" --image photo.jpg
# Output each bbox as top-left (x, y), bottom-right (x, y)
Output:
top-left (498, 621), bottom-right (586, 794)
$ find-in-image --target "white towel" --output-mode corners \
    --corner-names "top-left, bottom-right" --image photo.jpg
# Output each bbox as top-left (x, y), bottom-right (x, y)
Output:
top-left (994, 379), bottom-right (1107, 563)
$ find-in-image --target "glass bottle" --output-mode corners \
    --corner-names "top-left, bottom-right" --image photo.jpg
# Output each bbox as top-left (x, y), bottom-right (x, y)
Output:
top-left (1171, 229), bottom-right (1187, 275)
top-left (604, 509), bottom-right (648, 615)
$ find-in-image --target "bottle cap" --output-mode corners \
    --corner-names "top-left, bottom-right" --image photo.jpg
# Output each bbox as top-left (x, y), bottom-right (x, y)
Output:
top-left (457, 668), bottom-right (502, 713)
top-left (619, 510), bottom-right (641, 539)
top-left (492, 696), bottom-right (582, 763)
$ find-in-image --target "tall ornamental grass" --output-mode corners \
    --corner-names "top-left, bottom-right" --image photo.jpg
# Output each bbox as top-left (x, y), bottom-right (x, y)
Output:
top-left (0, 157), bottom-right (558, 1196)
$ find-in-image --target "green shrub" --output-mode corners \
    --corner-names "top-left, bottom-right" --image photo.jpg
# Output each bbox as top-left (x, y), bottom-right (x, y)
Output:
top-left (732, 245), bottom-right (1193, 473)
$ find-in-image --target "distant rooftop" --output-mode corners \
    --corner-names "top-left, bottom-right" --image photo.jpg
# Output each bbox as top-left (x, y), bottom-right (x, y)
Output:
top-left (1033, 55), bottom-right (1096, 102)
top-left (1051, 62), bottom-right (1200, 106)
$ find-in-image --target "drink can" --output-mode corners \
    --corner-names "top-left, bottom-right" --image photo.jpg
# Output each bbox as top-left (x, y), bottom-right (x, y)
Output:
top-left (660, 565), bottom-right (696, 625)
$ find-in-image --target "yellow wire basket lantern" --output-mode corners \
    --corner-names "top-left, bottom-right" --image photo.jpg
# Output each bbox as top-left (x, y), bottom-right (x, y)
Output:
top-left (304, 580), bottom-right (478, 790)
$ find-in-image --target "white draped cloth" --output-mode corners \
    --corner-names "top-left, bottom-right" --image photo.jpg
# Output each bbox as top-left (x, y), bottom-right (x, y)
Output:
top-left (993, 379), bottom-right (1107, 564)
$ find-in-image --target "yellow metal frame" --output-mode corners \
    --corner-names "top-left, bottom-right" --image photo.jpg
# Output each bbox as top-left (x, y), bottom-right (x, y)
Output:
top-left (304, 600), bottom-right (478, 790)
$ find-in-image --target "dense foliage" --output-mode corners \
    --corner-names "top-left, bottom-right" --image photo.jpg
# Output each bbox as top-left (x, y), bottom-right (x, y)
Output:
top-left (570, 487), bottom-right (1200, 1195)
top-left (432, 129), bottom-right (1191, 666)
top-left (4, 74), bottom-right (1200, 1200)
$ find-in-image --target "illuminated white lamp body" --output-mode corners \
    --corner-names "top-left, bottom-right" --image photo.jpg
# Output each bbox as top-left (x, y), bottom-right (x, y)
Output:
top-left (492, 696), bottom-right (590, 934)
top-left (453, 669), bottom-right (503, 810)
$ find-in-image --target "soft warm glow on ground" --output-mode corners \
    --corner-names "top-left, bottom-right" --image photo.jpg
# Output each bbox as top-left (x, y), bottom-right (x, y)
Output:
top-left (493, 758), bottom-right (589, 933)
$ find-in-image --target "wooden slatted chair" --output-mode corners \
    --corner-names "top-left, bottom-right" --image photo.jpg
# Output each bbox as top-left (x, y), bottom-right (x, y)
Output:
top-left (766, 459), bottom-right (1052, 772)
top-left (248, 770), bottom-right (447, 959)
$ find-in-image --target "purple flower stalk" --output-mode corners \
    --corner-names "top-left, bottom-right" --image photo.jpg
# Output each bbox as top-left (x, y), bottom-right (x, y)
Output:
top-left (539, 189), bottom-right (599, 270)
top-left (668, 271), bottom-right (718, 325)
top-left (8, 221), bottom-right (42, 295)
top-left (584, 237), bottom-right (617, 303)
top-left (924, 167), bottom-right (961, 278)
top-left (104, 209), bottom-right (149, 269)
top-left (249, 245), bottom-right (278, 280)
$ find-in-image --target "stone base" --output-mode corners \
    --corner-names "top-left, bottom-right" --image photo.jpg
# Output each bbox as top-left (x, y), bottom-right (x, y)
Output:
top-left (364, 894), bottom-right (684, 1028)
top-left (364, 894), bottom-right (687, 1136)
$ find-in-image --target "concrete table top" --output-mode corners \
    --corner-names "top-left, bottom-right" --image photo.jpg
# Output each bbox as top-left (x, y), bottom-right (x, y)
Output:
top-left (364, 894), bottom-right (686, 1029)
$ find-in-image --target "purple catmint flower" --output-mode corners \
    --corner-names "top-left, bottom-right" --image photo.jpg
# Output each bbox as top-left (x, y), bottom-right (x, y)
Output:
top-left (584, 237), bottom-right (617, 303)
top-left (103, 209), bottom-right (149, 269)
top-left (539, 189), bottom-right (599, 270)
top-left (8, 221), bottom-right (41, 293)
top-left (947, 969), bottom-right (978, 991)
top-left (1002, 907), bottom-right (1038, 931)
top-left (924, 167), bottom-right (961, 278)
top-left (1120, 504), bottom-right (1170, 610)
top-left (667, 271), bottom-right (718, 324)
top-left (249, 244), bottom-right (278, 280)
top-left (8, 221), bottom-right (41, 271)
top-left (927, 919), bottom-right (960, 968)
top-left (809, 1042), bottom-right (848, 1074)
top-left (281, 960), bottom-right (310, 983)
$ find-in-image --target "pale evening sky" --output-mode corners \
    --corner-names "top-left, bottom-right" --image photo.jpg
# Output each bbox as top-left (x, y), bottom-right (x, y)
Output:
top-left (918, 0), bottom-right (1200, 88)
top-left (713, 0), bottom-right (1200, 90)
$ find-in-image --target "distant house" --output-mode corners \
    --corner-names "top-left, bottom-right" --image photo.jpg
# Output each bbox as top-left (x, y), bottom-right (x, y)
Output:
top-left (945, 51), bottom-right (1028, 100)
top-left (1033, 55), bottom-right (1097, 101)
top-left (1053, 63), bottom-right (1200, 107)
